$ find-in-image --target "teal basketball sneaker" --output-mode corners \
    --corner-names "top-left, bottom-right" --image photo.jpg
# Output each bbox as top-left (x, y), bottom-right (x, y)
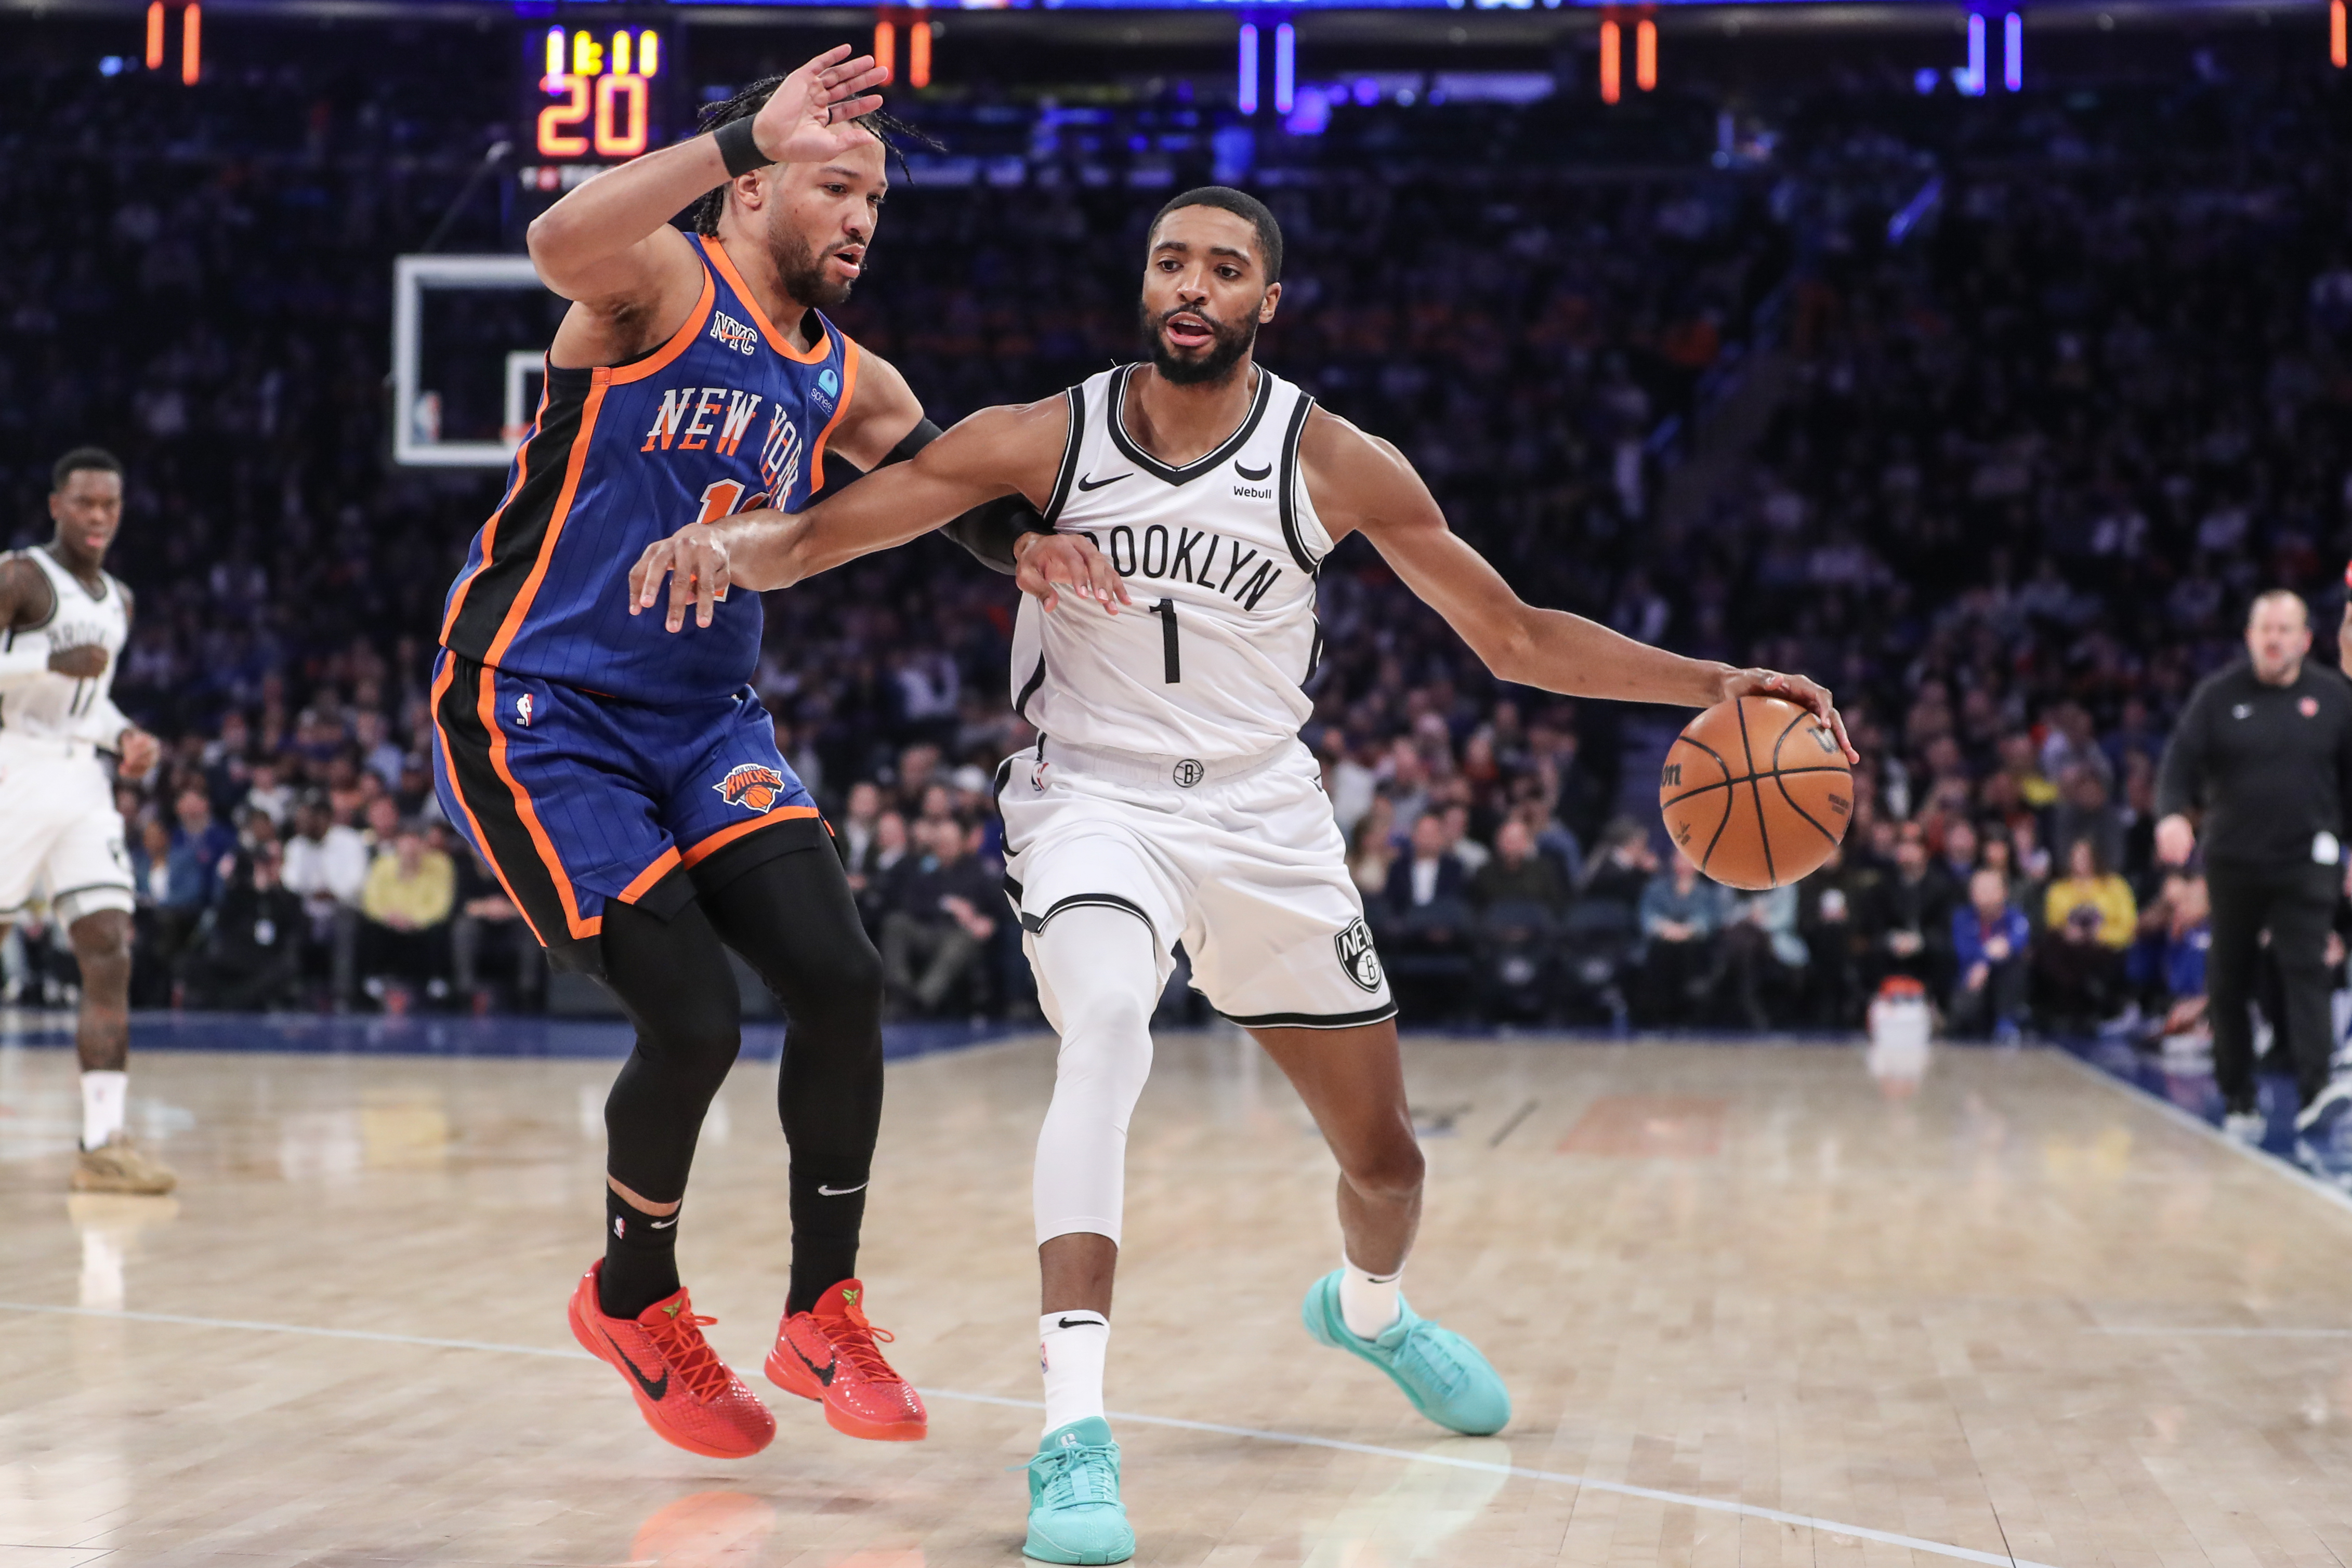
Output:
top-left (1021, 1416), bottom-right (1135, 1565)
top-left (1301, 1270), bottom-right (1511, 1435)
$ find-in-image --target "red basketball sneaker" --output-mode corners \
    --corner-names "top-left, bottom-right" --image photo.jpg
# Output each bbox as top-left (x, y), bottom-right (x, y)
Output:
top-left (567, 1262), bottom-right (777, 1459)
top-left (765, 1280), bottom-right (927, 1441)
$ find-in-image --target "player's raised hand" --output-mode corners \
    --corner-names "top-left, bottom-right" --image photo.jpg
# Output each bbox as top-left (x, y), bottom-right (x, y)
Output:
top-left (1014, 531), bottom-right (1129, 615)
top-left (629, 523), bottom-right (733, 633)
top-left (752, 46), bottom-right (890, 168)
top-left (1720, 666), bottom-right (1860, 766)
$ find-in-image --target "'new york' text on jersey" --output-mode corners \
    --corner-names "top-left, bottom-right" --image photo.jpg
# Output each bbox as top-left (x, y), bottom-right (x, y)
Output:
top-left (1013, 364), bottom-right (1329, 762)
top-left (438, 235), bottom-right (858, 705)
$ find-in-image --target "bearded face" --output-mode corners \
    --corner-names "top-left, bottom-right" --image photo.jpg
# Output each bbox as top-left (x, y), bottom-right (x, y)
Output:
top-left (1139, 296), bottom-right (1258, 386)
top-left (767, 202), bottom-right (857, 310)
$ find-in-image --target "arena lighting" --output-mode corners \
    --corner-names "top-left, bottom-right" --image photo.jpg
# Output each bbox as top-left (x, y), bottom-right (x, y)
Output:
top-left (1599, 15), bottom-right (1621, 104)
top-left (1238, 22), bottom-right (1257, 115)
top-left (1960, 11), bottom-right (1987, 96)
top-left (1273, 22), bottom-right (1295, 115)
top-left (144, 0), bottom-right (163, 69)
top-left (873, 19), bottom-right (895, 82)
top-left (1636, 16), bottom-right (1657, 91)
top-left (181, 1), bottom-right (200, 85)
top-left (2003, 11), bottom-right (2022, 91)
top-left (909, 20), bottom-right (930, 89)
top-left (2335, 0), bottom-right (2347, 68)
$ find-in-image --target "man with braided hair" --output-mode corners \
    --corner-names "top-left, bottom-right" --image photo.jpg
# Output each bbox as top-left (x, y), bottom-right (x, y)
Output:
top-left (433, 47), bottom-right (1022, 1458)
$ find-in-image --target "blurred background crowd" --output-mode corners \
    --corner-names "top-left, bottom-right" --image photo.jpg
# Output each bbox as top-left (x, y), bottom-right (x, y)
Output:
top-left (3, 14), bottom-right (2348, 1044)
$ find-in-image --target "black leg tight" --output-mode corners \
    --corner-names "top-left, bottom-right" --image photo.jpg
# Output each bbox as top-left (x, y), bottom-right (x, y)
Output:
top-left (597, 834), bottom-right (885, 1317)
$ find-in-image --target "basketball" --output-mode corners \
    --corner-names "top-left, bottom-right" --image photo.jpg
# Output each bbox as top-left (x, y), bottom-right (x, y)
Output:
top-left (1658, 694), bottom-right (1852, 891)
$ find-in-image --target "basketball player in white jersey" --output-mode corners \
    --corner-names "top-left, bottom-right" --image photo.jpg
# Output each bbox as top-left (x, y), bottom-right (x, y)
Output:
top-left (629, 187), bottom-right (1854, 1564)
top-left (0, 448), bottom-right (170, 1195)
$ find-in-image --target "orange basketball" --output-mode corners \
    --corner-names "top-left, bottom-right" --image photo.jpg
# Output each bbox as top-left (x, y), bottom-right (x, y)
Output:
top-left (1658, 694), bottom-right (1852, 891)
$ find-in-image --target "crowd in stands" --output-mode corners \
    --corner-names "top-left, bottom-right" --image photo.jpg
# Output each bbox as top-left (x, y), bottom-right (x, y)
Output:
top-left (5, 23), bottom-right (2350, 1044)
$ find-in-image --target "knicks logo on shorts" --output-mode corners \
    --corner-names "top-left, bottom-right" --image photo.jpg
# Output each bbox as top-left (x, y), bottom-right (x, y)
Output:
top-left (1335, 917), bottom-right (1384, 994)
top-left (714, 763), bottom-right (788, 813)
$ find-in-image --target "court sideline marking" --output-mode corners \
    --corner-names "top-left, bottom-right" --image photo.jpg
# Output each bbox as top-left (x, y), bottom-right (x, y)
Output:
top-left (0, 1298), bottom-right (2055, 1568)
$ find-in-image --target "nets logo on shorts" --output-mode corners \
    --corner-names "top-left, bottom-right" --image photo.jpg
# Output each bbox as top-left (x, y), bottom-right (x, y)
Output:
top-left (1335, 917), bottom-right (1384, 993)
top-left (714, 763), bottom-right (787, 813)
top-left (1172, 758), bottom-right (1205, 787)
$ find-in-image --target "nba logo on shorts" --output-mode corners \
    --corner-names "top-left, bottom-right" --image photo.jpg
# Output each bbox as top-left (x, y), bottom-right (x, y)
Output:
top-left (714, 763), bottom-right (787, 813)
top-left (1335, 917), bottom-right (1383, 993)
top-left (515, 693), bottom-right (533, 728)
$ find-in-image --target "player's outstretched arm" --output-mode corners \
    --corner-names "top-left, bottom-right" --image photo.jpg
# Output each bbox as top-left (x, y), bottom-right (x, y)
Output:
top-left (527, 46), bottom-right (885, 358)
top-left (627, 399), bottom-right (1096, 631)
top-left (1315, 411), bottom-right (1857, 762)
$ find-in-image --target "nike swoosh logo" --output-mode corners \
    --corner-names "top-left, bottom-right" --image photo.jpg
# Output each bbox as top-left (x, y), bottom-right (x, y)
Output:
top-left (1075, 473), bottom-right (1128, 491)
top-left (1056, 1315), bottom-right (1105, 1330)
top-left (607, 1333), bottom-right (668, 1402)
top-left (816, 1182), bottom-right (868, 1196)
top-left (791, 1338), bottom-right (837, 1387)
top-left (1233, 461), bottom-right (1272, 481)
top-left (649, 1218), bottom-right (677, 1229)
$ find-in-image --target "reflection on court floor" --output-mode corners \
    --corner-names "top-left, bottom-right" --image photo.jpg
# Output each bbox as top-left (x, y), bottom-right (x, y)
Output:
top-left (4, 1016), bottom-right (2351, 1566)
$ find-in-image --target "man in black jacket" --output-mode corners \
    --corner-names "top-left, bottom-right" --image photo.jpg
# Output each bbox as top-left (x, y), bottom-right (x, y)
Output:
top-left (2156, 590), bottom-right (2352, 1153)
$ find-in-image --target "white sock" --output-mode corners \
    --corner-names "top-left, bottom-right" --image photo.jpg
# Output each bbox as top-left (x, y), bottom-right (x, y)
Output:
top-left (1039, 1311), bottom-right (1109, 1434)
top-left (81, 1071), bottom-right (128, 1151)
top-left (1339, 1256), bottom-right (1403, 1340)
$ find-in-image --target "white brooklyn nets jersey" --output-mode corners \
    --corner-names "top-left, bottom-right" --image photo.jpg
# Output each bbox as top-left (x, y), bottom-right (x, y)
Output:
top-left (1012, 363), bottom-right (1330, 763)
top-left (1, 545), bottom-right (129, 747)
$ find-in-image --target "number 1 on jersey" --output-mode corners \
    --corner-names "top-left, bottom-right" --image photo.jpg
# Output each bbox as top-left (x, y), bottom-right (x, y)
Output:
top-left (691, 481), bottom-right (745, 602)
top-left (1152, 598), bottom-right (1181, 683)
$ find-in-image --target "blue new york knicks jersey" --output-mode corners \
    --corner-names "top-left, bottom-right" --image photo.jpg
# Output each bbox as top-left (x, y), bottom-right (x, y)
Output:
top-left (438, 233), bottom-right (857, 705)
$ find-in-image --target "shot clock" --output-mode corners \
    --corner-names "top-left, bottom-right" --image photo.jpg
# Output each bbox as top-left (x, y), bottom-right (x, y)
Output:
top-left (514, 23), bottom-right (680, 228)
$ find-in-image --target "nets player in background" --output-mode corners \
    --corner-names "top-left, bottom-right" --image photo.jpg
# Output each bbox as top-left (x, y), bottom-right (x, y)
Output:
top-left (0, 448), bottom-right (168, 1194)
top-left (632, 187), bottom-right (1855, 1563)
top-left (435, 47), bottom-right (1033, 1459)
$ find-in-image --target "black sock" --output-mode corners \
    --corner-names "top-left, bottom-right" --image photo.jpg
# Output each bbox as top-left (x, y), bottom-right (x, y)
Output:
top-left (599, 1188), bottom-right (682, 1319)
top-left (785, 1168), bottom-right (866, 1315)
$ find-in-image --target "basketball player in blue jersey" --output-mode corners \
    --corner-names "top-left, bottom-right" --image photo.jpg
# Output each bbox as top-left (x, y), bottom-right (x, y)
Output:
top-left (632, 188), bottom-right (1854, 1561)
top-left (433, 48), bottom-right (1032, 1459)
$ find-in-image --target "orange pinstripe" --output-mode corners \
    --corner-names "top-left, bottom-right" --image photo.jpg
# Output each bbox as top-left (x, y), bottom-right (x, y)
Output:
top-left (680, 805), bottom-right (820, 869)
top-left (429, 657), bottom-right (551, 950)
top-left (805, 337), bottom-right (862, 497)
top-left (616, 846), bottom-right (682, 904)
top-left (478, 666), bottom-right (600, 941)
top-left (702, 237), bottom-right (833, 364)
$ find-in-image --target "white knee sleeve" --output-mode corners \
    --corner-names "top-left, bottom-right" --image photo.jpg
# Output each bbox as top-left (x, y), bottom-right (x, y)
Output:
top-left (1031, 905), bottom-right (1161, 1246)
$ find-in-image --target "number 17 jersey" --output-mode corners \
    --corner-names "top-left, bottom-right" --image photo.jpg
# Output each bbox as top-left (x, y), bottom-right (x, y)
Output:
top-left (439, 234), bottom-right (859, 706)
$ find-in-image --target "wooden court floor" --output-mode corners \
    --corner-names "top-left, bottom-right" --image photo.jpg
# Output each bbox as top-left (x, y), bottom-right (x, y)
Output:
top-left (3, 1027), bottom-right (2350, 1568)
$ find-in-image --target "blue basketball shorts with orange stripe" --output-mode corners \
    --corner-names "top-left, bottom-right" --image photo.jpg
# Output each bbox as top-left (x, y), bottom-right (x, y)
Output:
top-left (429, 648), bottom-right (821, 973)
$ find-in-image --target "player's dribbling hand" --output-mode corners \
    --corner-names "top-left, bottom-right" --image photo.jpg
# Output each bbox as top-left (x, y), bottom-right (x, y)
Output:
top-left (1014, 530), bottom-right (1129, 615)
top-left (1720, 667), bottom-right (1860, 766)
top-left (629, 523), bottom-right (732, 632)
top-left (752, 46), bottom-right (892, 168)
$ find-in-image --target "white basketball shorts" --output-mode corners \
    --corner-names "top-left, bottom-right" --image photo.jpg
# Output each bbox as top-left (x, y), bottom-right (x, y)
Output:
top-left (0, 739), bottom-right (134, 926)
top-left (997, 738), bottom-right (1396, 1029)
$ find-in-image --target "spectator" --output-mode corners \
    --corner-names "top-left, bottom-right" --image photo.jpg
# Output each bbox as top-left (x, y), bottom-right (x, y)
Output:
top-left (451, 844), bottom-right (542, 1013)
top-left (183, 844), bottom-right (307, 1010)
top-left (1636, 853), bottom-right (1728, 1026)
top-left (1950, 868), bottom-right (2030, 1043)
top-left (879, 819), bottom-right (1000, 1017)
top-left (281, 793), bottom-right (371, 1009)
top-left (1937, 818), bottom-right (1980, 887)
top-left (2049, 767), bottom-right (2125, 881)
top-left (1470, 818), bottom-right (1567, 913)
top-left (2127, 873), bottom-right (2213, 1048)
top-left (1856, 823), bottom-right (1957, 997)
top-left (1580, 816), bottom-right (1660, 908)
top-left (2044, 838), bottom-right (2136, 951)
top-left (359, 821), bottom-right (455, 1012)
top-left (1720, 885), bottom-right (1807, 1031)
top-left (1379, 812), bottom-right (1477, 1018)
top-left (170, 785), bottom-right (237, 905)
top-left (837, 781), bottom-right (885, 874)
